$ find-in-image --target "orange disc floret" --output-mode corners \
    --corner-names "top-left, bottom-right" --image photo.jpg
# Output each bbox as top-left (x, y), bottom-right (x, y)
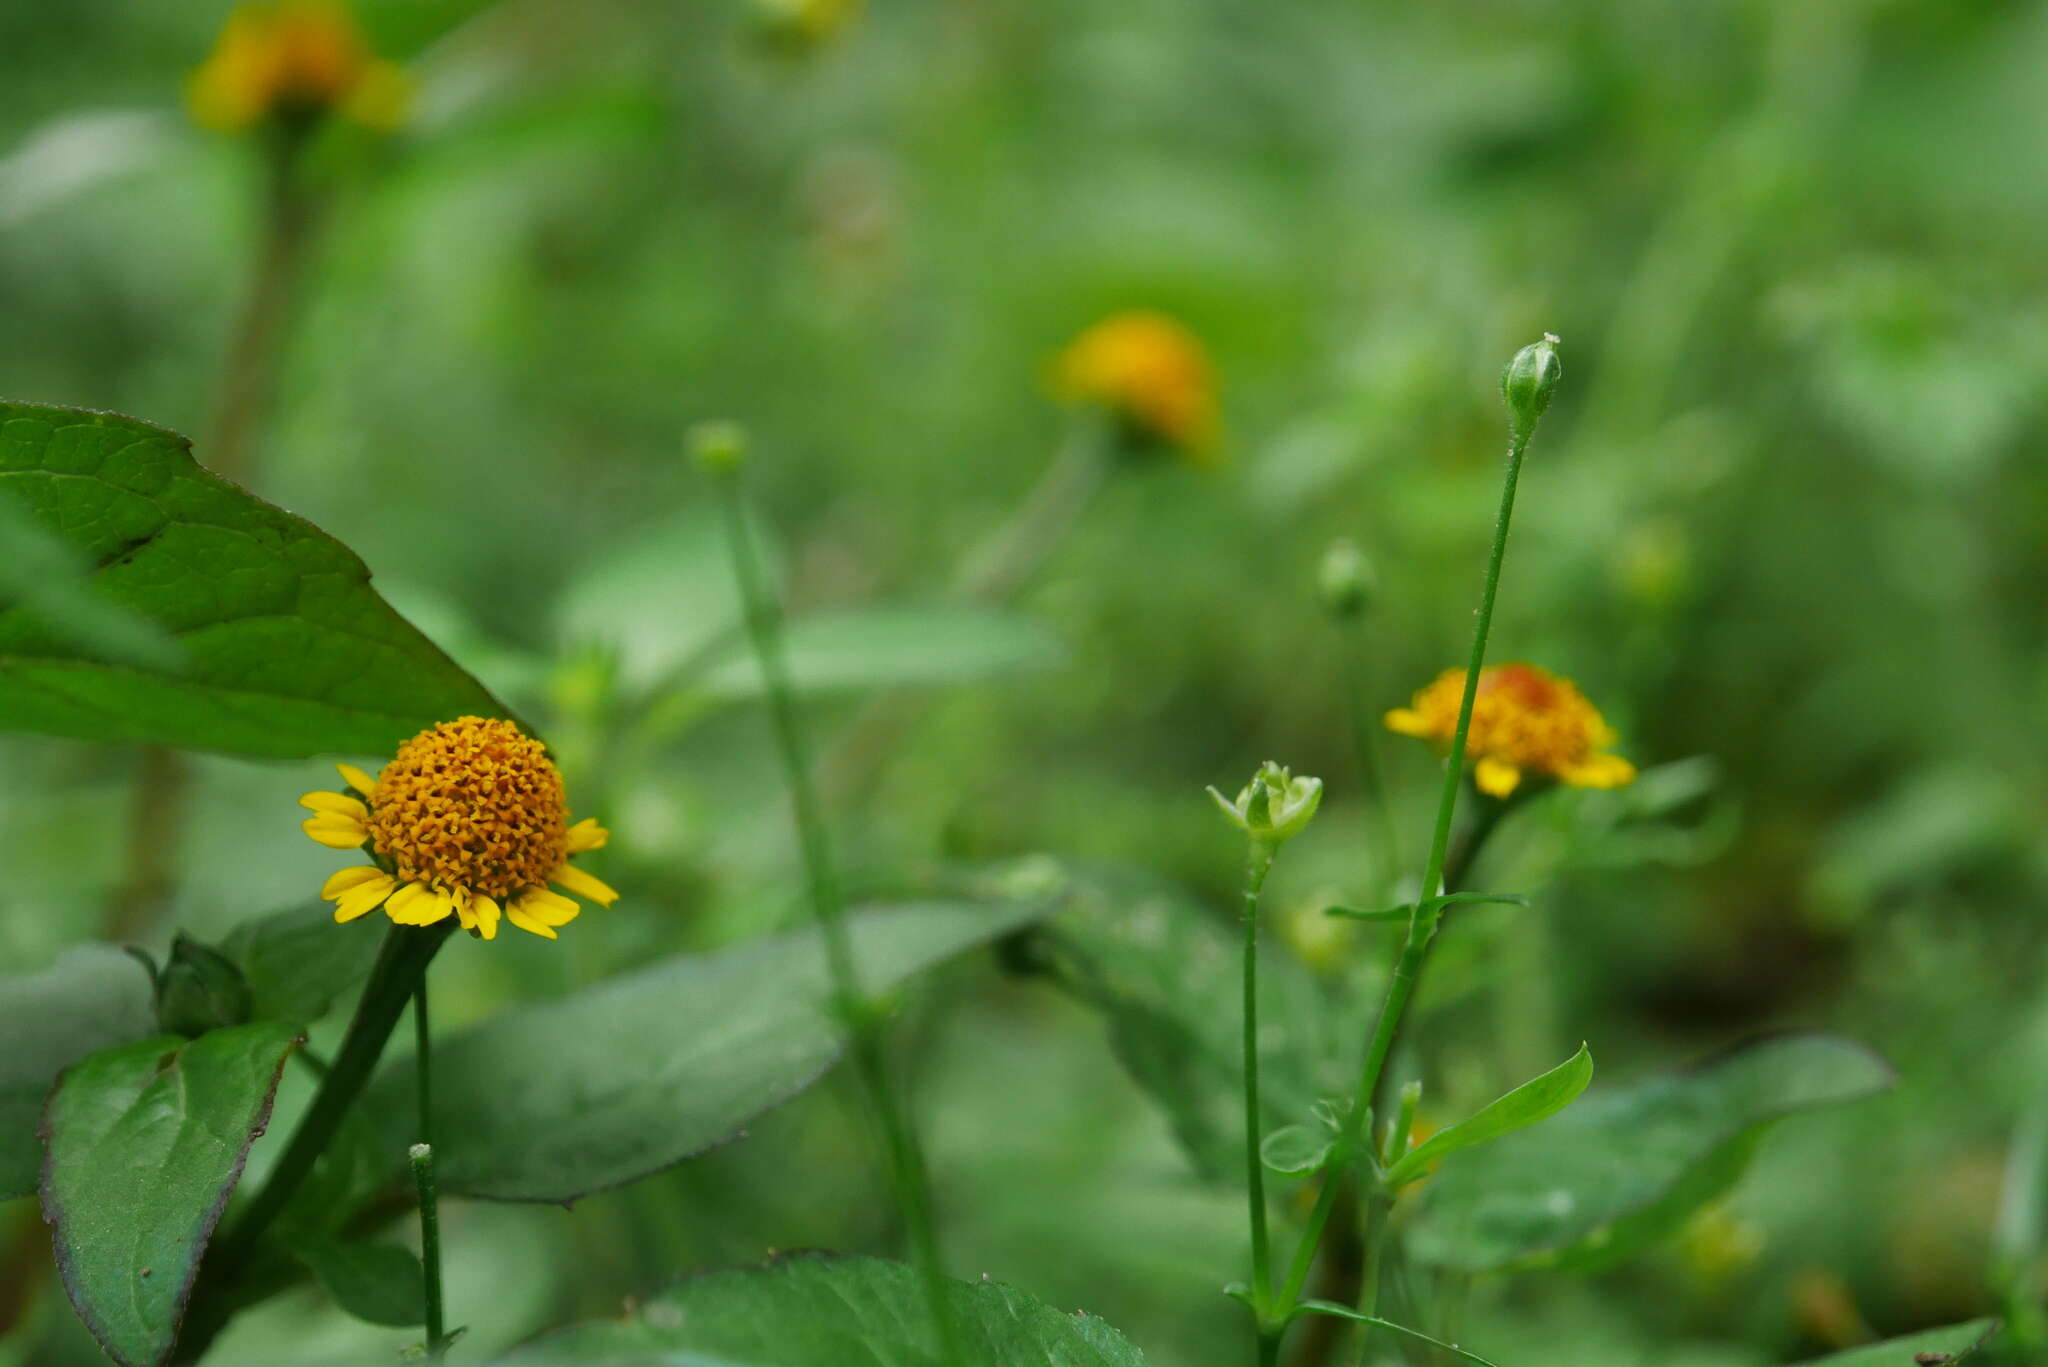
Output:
top-left (1385, 662), bottom-right (1635, 798)
top-left (368, 717), bottom-right (570, 901)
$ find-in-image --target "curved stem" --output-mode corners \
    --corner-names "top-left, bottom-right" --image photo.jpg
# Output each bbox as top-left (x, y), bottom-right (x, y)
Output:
top-left (1241, 843), bottom-right (1278, 1313)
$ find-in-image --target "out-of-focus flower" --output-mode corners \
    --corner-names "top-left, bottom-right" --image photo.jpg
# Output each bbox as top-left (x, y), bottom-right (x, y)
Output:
top-left (751, 0), bottom-right (864, 53)
top-left (1385, 662), bottom-right (1635, 799)
top-left (188, 1), bottom-right (409, 134)
top-left (1054, 311), bottom-right (1220, 461)
top-left (1678, 1203), bottom-right (1765, 1286)
top-left (301, 717), bottom-right (615, 941)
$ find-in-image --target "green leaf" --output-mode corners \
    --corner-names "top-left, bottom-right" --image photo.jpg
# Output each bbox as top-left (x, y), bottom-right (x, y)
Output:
top-left (494, 1252), bottom-right (1146, 1365)
top-left (0, 945), bottom-right (156, 1199)
top-left (0, 401), bottom-right (507, 757)
top-left (1408, 1034), bottom-right (1894, 1273)
top-left (40, 1022), bottom-right (302, 1367)
top-left (295, 1240), bottom-right (428, 1328)
top-left (221, 903), bottom-right (384, 1025)
top-left (1261, 1122), bottom-right (1336, 1176)
top-left (0, 492), bottom-right (182, 670)
top-left (694, 605), bottom-right (1066, 698)
top-left (1291, 1302), bottom-right (1500, 1366)
top-left (369, 900), bottom-right (1048, 1203)
top-left (1790, 1319), bottom-right (1998, 1365)
top-left (1383, 1044), bottom-right (1593, 1187)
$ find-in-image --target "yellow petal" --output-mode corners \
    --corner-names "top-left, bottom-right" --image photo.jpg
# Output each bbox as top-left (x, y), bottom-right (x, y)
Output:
top-left (1560, 753), bottom-right (1637, 789)
top-left (299, 790), bottom-right (368, 821)
top-left (453, 890), bottom-right (478, 932)
top-left (384, 882), bottom-right (436, 925)
top-left (1474, 757), bottom-right (1523, 798)
top-left (333, 874), bottom-right (398, 923)
top-left (336, 763), bottom-right (379, 799)
top-left (506, 902), bottom-right (558, 940)
top-left (322, 865), bottom-right (387, 900)
top-left (564, 818), bottom-right (609, 854)
top-left (303, 813), bottom-right (369, 849)
top-left (470, 895), bottom-right (501, 942)
top-left (515, 887), bottom-right (581, 927)
top-left (411, 891), bottom-right (457, 927)
top-left (1384, 708), bottom-right (1432, 738)
top-left (551, 862), bottom-right (619, 908)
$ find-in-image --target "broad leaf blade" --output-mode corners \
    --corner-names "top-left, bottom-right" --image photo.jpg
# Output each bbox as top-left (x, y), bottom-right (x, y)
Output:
top-left (1791, 1319), bottom-right (1998, 1365)
top-left (0, 945), bottom-right (156, 1199)
top-left (40, 1022), bottom-right (302, 1367)
top-left (694, 605), bottom-right (1066, 698)
top-left (221, 903), bottom-right (384, 1025)
top-left (296, 1240), bottom-right (428, 1327)
top-left (1385, 1044), bottom-right (1592, 1186)
top-left (1408, 1034), bottom-right (1894, 1273)
top-left (495, 1252), bottom-right (1145, 1365)
top-left (370, 900), bottom-right (1047, 1203)
top-left (0, 402), bottom-right (507, 757)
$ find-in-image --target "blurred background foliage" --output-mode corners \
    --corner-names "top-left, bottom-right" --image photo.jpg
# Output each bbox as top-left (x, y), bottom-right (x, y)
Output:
top-left (4, 0), bottom-right (2048, 1363)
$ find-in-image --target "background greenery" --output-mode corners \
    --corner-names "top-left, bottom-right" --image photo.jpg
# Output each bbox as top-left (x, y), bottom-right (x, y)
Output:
top-left (4, 0), bottom-right (2047, 1362)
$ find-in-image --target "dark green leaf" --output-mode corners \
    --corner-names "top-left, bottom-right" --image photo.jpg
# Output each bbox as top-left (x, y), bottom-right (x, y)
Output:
top-left (1384, 1044), bottom-right (1593, 1187)
top-left (40, 1022), bottom-right (302, 1367)
top-left (0, 945), bottom-right (156, 1199)
top-left (494, 1252), bottom-right (1145, 1366)
top-left (370, 900), bottom-right (1048, 1203)
top-left (1790, 1319), bottom-right (1998, 1365)
top-left (1261, 1123), bottom-right (1335, 1176)
top-left (0, 492), bottom-right (182, 670)
top-left (1323, 903), bottom-right (1412, 923)
top-left (694, 605), bottom-right (1066, 698)
top-left (296, 1240), bottom-right (427, 1327)
top-left (222, 903), bottom-right (384, 1025)
top-left (0, 402), bottom-right (506, 757)
top-left (1408, 1034), bottom-right (1894, 1272)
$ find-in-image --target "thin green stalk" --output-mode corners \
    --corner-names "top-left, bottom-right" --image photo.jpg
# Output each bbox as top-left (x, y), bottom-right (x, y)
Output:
top-left (414, 978), bottom-right (434, 1153)
top-left (1241, 844), bottom-right (1278, 1311)
top-left (1352, 1194), bottom-right (1393, 1363)
top-left (707, 460), bottom-right (963, 1367)
top-left (1339, 642), bottom-right (1401, 892)
top-left (410, 1143), bottom-right (448, 1361)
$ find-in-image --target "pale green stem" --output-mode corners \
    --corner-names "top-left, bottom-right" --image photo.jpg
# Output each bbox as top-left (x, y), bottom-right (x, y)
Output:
top-left (1241, 843), bottom-right (1278, 1324)
top-left (410, 1142), bottom-right (448, 1361)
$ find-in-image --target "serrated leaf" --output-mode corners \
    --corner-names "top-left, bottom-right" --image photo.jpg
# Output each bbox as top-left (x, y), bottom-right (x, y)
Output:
top-left (1384, 1044), bottom-right (1592, 1187)
top-left (0, 401), bottom-right (507, 757)
top-left (368, 900), bottom-right (1048, 1203)
top-left (694, 605), bottom-right (1066, 698)
top-left (221, 903), bottom-right (384, 1025)
top-left (494, 1252), bottom-right (1145, 1365)
top-left (0, 945), bottom-right (156, 1199)
top-left (296, 1240), bottom-right (427, 1328)
top-left (1261, 1123), bottom-right (1335, 1176)
top-left (1790, 1319), bottom-right (1998, 1365)
top-left (40, 1022), bottom-right (301, 1367)
top-left (1408, 1034), bottom-right (1894, 1273)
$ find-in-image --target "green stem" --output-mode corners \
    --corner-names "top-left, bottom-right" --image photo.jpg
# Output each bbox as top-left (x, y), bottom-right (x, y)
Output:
top-left (414, 978), bottom-right (433, 1153)
top-left (1275, 420), bottom-right (1536, 1324)
top-left (410, 1143), bottom-right (448, 1361)
top-left (1339, 641), bottom-right (1401, 894)
top-left (710, 469), bottom-right (963, 1367)
top-left (1241, 843), bottom-right (1278, 1313)
top-left (1351, 1194), bottom-right (1393, 1365)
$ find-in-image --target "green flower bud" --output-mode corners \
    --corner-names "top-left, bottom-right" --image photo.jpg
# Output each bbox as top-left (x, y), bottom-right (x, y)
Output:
top-left (1318, 539), bottom-right (1376, 619)
top-left (687, 420), bottom-right (751, 476)
top-left (153, 933), bottom-right (253, 1038)
top-left (1208, 760), bottom-right (1323, 848)
top-left (1500, 333), bottom-right (1562, 439)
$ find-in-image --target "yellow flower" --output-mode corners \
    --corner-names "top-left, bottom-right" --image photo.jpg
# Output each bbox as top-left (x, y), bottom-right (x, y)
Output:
top-left (188, 1), bottom-right (410, 134)
top-left (1385, 662), bottom-right (1635, 799)
top-left (752, 0), bottom-right (865, 49)
top-left (1053, 311), bottom-right (1220, 460)
top-left (300, 717), bottom-right (616, 941)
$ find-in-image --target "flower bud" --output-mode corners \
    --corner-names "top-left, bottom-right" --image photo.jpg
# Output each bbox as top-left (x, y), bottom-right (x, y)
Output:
top-left (688, 420), bottom-right (751, 475)
top-left (1500, 333), bottom-right (1561, 439)
top-left (1208, 760), bottom-right (1323, 848)
top-left (1318, 539), bottom-right (1376, 619)
top-left (152, 934), bottom-right (254, 1038)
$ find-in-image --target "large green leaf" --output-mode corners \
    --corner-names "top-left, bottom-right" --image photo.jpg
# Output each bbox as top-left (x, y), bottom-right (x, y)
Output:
top-left (40, 1022), bottom-right (302, 1367)
top-left (295, 1240), bottom-right (428, 1328)
top-left (693, 605), bottom-right (1066, 698)
top-left (1791, 1319), bottom-right (1998, 1365)
top-left (0, 945), bottom-right (156, 1199)
top-left (0, 401), bottom-right (506, 757)
top-left (1408, 1034), bottom-right (1894, 1272)
top-left (221, 903), bottom-right (384, 1025)
top-left (369, 900), bottom-right (1047, 1203)
top-left (1383, 1044), bottom-right (1593, 1187)
top-left (494, 1252), bottom-right (1146, 1365)
top-left (1006, 860), bottom-right (1354, 1183)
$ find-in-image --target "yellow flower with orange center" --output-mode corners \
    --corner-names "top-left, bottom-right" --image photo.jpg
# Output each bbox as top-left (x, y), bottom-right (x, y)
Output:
top-left (188, 1), bottom-right (410, 133)
top-left (1053, 311), bottom-right (1220, 460)
top-left (1385, 662), bottom-right (1635, 799)
top-left (300, 717), bottom-right (616, 941)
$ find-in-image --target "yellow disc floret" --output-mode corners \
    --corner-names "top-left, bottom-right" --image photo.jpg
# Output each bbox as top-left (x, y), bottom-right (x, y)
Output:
top-left (1384, 662), bottom-right (1636, 799)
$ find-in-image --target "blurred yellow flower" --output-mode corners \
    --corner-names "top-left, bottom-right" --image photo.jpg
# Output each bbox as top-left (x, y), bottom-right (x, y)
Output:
top-left (188, 1), bottom-right (409, 134)
top-left (1054, 311), bottom-right (1220, 460)
top-left (301, 717), bottom-right (616, 941)
top-left (752, 0), bottom-right (865, 50)
top-left (1385, 662), bottom-right (1635, 799)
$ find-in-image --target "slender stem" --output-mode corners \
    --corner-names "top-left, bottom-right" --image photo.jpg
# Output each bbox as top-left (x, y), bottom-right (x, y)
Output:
top-left (410, 1143), bottom-right (448, 1361)
top-left (1351, 1194), bottom-right (1393, 1365)
top-left (414, 978), bottom-right (433, 1154)
top-left (1241, 843), bottom-right (1278, 1311)
top-left (1339, 641), bottom-right (1401, 894)
top-left (951, 417), bottom-right (1110, 602)
top-left (710, 469), bottom-right (963, 1367)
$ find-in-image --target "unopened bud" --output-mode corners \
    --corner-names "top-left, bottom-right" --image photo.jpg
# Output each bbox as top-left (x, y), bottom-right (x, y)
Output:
top-left (1318, 540), bottom-right (1376, 619)
top-left (153, 934), bottom-right (253, 1037)
top-left (1501, 333), bottom-right (1562, 439)
top-left (687, 420), bottom-right (750, 475)
top-left (1208, 760), bottom-right (1323, 848)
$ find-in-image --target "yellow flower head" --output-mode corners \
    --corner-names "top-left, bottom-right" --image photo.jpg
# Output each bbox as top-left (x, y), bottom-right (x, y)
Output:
top-left (1384, 662), bottom-right (1635, 799)
top-left (300, 717), bottom-right (616, 942)
top-left (1053, 310), bottom-right (1220, 460)
top-left (188, 1), bottom-right (409, 134)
